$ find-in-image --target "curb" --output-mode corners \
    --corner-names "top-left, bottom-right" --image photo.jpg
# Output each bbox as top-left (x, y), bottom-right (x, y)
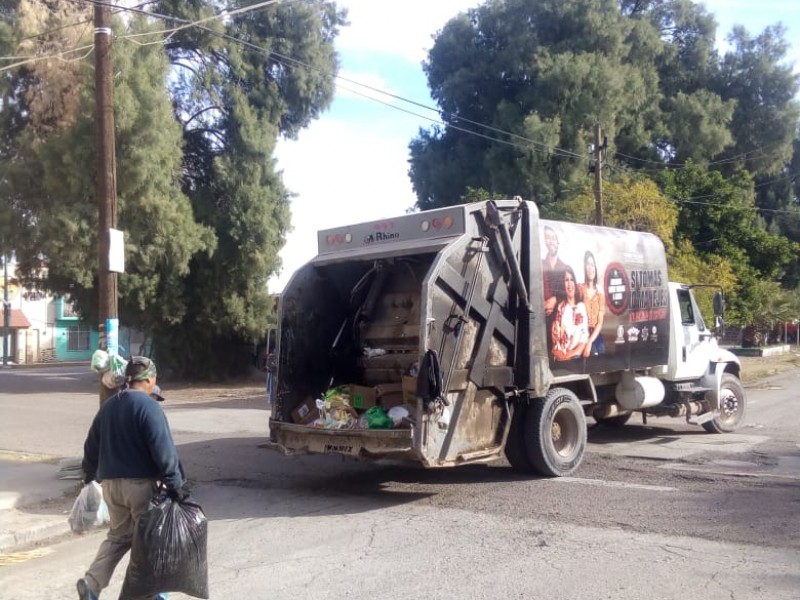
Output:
top-left (2, 362), bottom-right (90, 370)
top-left (0, 510), bottom-right (72, 553)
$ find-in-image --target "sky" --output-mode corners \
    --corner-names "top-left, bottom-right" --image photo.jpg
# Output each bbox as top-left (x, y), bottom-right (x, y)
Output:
top-left (268, 0), bottom-right (800, 293)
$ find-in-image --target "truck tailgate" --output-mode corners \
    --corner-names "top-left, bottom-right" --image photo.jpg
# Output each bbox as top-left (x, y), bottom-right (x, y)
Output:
top-left (269, 421), bottom-right (415, 458)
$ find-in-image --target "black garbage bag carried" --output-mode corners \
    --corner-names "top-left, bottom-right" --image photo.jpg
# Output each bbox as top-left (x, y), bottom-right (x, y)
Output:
top-left (121, 496), bottom-right (209, 599)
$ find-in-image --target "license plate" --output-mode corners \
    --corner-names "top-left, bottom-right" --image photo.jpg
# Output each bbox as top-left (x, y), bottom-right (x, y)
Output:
top-left (309, 439), bottom-right (361, 456)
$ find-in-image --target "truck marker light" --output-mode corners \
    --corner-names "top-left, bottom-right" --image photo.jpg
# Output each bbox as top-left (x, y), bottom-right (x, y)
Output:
top-left (432, 218), bottom-right (442, 229)
top-left (326, 234), bottom-right (335, 245)
top-left (345, 233), bottom-right (352, 243)
top-left (443, 216), bottom-right (453, 229)
top-left (421, 221), bottom-right (430, 232)
top-left (335, 234), bottom-right (344, 244)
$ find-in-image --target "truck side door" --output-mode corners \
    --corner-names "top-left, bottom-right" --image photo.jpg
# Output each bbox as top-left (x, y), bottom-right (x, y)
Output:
top-left (672, 288), bottom-right (710, 379)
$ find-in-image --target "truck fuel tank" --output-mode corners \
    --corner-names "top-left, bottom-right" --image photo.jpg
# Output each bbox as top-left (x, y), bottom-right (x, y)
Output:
top-left (615, 373), bottom-right (665, 409)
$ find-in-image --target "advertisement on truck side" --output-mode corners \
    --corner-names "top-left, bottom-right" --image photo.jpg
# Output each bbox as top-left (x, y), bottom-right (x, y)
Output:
top-left (539, 220), bottom-right (670, 375)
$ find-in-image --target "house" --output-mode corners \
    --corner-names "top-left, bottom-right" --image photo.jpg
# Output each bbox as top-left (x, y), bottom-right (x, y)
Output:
top-left (3, 257), bottom-right (148, 364)
top-left (1, 258), bottom-right (95, 364)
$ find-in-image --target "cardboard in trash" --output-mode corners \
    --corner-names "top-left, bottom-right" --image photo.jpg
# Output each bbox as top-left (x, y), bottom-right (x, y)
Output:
top-left (349, 385), bottom-right (377, 410)
top-left (291, 397), bottom-right (320, 424)
top-left (402, 376), bottom-right (417, 403)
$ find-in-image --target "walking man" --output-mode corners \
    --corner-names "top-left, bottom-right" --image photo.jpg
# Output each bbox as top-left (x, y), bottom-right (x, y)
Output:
top-left (77, 356), bottom-right (188, 600)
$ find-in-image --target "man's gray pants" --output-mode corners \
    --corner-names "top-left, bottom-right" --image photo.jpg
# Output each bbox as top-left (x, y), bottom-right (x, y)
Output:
top-left (83, 478), bottom-right (155, 598)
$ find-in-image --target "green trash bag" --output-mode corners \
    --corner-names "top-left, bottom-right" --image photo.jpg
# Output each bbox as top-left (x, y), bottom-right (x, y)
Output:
top-left (365, 406), bottom-right (394, 429)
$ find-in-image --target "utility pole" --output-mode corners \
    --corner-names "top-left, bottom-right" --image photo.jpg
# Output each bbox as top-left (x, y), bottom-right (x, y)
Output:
top-left (593, 123), bottom-right (605, 227)
top-left (94, 2), bottom-right (118, 353)
top-left (2, 252), bottom-right (9, 367)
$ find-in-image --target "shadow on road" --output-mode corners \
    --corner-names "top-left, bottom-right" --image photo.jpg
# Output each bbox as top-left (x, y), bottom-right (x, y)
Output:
top-left (177, 435), bottom-right (535, 521)
top-left (587, 421), bottom-right (707, 445)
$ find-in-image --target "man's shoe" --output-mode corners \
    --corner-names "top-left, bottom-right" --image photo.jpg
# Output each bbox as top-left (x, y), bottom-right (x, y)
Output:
top-left (76, 578), bottom-right (98, 600)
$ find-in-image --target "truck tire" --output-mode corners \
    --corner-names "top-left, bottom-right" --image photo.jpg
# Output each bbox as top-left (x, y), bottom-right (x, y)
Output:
top-left (524, 388), bottom-right (587, 477)
top-left (504, 402), bottom-right (534, 472)
top-left (703, 373), bottom-right (747, 433)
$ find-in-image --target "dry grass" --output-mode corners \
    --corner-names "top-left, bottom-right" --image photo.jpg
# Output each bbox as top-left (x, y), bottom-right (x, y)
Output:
top-left (738, 349), bottom-right (800, 384)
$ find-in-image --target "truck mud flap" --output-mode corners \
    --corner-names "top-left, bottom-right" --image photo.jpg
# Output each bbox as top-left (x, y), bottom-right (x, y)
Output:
top-left (269, 421), bottom-right (414, 458)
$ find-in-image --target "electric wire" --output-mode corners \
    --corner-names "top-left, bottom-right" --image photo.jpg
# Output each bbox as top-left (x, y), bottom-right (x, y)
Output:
top-left (0, 44), bottom-right (95, 74)
top-left (4, 0), bottom-right (797, 207)
top-left (15, 0), bottom-right (159, 44)
top-left (19, 0), bottom-right (789, 175)
top-left (335, 80), bottom-right (554, 156)
top-left (94, 0), bottom-right (590, 162)
top-left (0, 0), bottom-right (278, 72)
top-left (120, 0), bottom-right (279, 46)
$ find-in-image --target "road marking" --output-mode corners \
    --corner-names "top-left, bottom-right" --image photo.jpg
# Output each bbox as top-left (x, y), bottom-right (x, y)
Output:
top-left (544, 476), bottom-right (677, 492)
top-left (0, 547), bottom-right (53, 565)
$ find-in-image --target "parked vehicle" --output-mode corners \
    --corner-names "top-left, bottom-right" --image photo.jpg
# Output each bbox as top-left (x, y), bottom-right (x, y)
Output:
top-left (267, 199), bottom-right (745, 476)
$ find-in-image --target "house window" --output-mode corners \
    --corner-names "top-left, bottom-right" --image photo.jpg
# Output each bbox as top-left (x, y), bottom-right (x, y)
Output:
top-left (67, 324), bottom-right (90, 352)
top-left (61, 299), bottom-right (79, 319)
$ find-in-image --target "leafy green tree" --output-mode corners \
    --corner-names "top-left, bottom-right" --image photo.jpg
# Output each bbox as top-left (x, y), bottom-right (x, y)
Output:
top-left (410, 0), bottom-right (664, 209)
top-left (668, 239), bottom-right (737, 323)
top-left (1, 0), bottom-right (346, 378)
top-left (753, 139), bottom-right (800, 288)
top-left (409, 0), bottom-right (798, 209)
top-left (657, 164), bottom-right (798, 323)
top-left (748, 280), bottom-right (794, 341)
top-left (713, 25), bottom-right (800, 177)
top-left (149, 0), bottom-right (345, 376)
top-left (5, 13), bottom-right (215, 334)
top-left (562, 175), bottom-right (678, 251)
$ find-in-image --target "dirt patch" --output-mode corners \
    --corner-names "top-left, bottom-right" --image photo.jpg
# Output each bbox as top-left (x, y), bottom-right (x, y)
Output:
top-left (160, 381), bottom-right (267, 404)
top-left (738, 350), bottom-right (800, 384)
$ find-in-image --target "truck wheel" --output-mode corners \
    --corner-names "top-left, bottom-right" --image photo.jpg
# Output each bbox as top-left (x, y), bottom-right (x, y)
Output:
top-left (703, 373), bottom-right (747, 433)
top-left (504, 402), bottom-right (534, 472)
top-left (524, 388), bottom-right (587, 477)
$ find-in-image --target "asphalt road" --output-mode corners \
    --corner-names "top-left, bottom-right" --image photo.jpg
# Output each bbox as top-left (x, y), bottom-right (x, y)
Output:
top-left (1, 365), bottom-right (798, 599)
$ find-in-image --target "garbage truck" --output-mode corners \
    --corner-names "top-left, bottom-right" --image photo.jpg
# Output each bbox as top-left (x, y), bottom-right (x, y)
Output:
top-left (267, 199), bottom-right (745, 476)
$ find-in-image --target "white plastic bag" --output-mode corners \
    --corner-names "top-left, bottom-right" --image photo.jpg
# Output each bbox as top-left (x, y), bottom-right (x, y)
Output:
top-left (91, 349), bottom-right (110, 373)
top-left (68, 482), bottom-right (110, 534)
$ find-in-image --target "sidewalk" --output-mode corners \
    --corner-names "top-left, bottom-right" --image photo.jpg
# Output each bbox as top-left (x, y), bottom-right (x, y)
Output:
top-left (0, 454), bottom-right (81, 554)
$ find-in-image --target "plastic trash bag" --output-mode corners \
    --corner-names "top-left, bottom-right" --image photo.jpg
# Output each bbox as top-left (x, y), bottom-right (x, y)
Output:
top-left (102, 353), bottom-right (128, 388)
top-left (92, 349), bottom-right (128, 388)
top-left (90, 349), bottom-right (110, 373)
top-left (387, 405), bottom-right (413, 427)
top-left (68, 482), bottom-right (110, 534)
top-left (365, 406), bottom-right (394, 429)
top-left (121, 497), bottom-right (209, 600)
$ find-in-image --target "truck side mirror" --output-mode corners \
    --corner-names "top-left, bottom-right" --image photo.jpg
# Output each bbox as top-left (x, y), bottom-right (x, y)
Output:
top-left (712, 291), bottom-right (724, 318)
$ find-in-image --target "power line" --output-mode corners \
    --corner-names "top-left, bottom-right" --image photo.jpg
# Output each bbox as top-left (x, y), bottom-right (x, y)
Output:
top-left (614, 144), bottom-right (789, 173)
top-left (16, 0), bottom-right (159, 44)
top-left (0, 44), bottom-right (95, 74)
top-left (97, 0), bottom-right (590, 162)
top-left (6, 0), bottom-right (796, 189)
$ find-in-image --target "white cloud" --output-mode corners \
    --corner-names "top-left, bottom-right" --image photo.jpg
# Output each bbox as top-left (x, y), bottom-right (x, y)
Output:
top-left (700, 0), bottom-right (800, 70)
top-left (270, 117), bottom-right (418, 293)
top-left (337, 0), bottom-right (480, 62)
top-left (269, 2), bottom-right (480, 293)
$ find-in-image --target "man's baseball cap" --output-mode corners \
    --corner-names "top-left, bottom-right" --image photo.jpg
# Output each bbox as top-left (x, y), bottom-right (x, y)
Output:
top-left (151, 384), bottom-right (166, 402)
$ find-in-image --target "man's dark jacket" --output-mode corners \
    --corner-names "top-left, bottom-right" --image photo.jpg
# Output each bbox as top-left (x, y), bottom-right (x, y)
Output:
top-left (82, 388), bottom-right (183, 490)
